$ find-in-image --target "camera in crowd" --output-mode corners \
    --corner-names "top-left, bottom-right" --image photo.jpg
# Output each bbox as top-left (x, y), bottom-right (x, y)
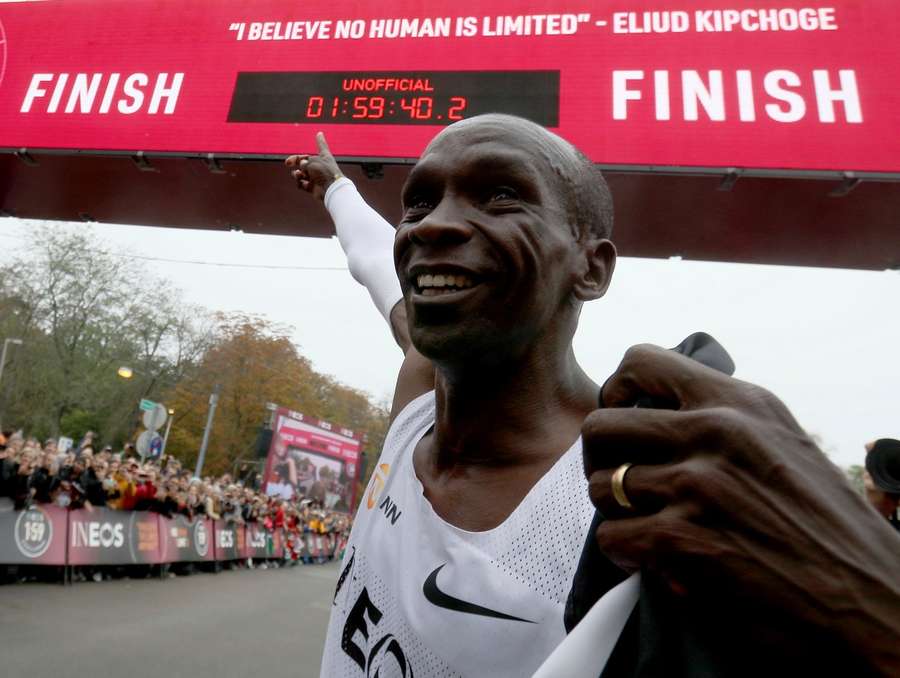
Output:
top-left (865, 438), bottom-right (900, 530)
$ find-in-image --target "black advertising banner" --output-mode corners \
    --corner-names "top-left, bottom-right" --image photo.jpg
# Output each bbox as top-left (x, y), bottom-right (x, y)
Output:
top-left (245, 524), bottom-right (277, 560)
top-left (0, 503), bottom-right (291, 565)
top-left (67, 508), bottom-right (161, 565)
top-left (213, 522), bottom-right (245, 561)
top-left (158, 515), bottom-right (214, 563)
top-left (0, 500), bottom-right (67, 565)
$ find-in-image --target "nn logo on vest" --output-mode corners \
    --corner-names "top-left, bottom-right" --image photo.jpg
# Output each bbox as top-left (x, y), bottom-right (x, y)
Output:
top-left (365, 463), bottom-right (402, 525)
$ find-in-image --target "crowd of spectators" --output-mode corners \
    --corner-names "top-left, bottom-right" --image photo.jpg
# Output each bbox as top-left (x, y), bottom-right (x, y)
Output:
top-left (0, 429), bottom-right (353, 539)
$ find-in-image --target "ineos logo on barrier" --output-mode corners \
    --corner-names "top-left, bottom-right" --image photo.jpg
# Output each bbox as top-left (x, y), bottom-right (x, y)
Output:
top-left (216, 529), bottom-right (234, 549)
top-left (71, 521), bottom-right (125, 549)
top-left (194, 521), bottom-right (209, 557)
top-left (14, 506), bottom-right (53, 558)
top-left (248, 529), bottom-right (266, 549)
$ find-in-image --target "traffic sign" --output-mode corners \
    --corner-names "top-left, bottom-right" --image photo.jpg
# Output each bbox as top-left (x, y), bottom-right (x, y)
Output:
top-left (142, 403), bottom-right (168, 431)
top-left (139, 398), bottom-right (157, 412)
top-left (136, 430), bottom-right (163, 459)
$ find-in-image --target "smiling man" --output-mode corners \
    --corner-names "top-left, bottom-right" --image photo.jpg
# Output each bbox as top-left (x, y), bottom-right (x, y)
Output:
top-left (287, 116), bottom-right (900, 678)
top-left (297, 115), bottom-right (615, 677)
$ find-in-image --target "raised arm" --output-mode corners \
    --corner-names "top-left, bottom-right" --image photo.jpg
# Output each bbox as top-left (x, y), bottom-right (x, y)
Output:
top-left (286, 133), bottom-right (434, 419)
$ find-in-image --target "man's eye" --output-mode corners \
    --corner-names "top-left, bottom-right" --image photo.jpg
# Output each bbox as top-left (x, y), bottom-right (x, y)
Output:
top-left (488, 187), bottom-right (520, 203)
top-left (402, 197), bottom-right (434, 220)
top-left (408, 198), bottom-right (433, 210)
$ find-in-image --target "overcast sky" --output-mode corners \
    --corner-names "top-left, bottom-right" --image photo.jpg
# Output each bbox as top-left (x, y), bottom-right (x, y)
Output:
top-left (1, 216), bottom-right (897, 469)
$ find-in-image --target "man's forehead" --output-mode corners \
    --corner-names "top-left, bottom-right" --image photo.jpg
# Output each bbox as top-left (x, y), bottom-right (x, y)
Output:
top-left (413, 141), bottom-right (541, 183)
top-left (423, 120), bottom-right (551, 165)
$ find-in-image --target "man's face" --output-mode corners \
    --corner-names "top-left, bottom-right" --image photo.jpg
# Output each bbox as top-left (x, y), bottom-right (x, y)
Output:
top-left (395, 118), bottom-right (587, 365)
top-left (863, 469), bottom-right (898, 518)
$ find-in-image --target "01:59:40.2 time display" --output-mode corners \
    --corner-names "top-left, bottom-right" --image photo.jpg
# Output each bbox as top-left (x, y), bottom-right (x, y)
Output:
top-left (304, 95), bottom-right (468, 122)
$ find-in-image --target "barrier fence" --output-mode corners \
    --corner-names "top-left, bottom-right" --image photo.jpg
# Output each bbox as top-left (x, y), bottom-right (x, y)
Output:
top-left (0, 503), bottom-right (347, 568)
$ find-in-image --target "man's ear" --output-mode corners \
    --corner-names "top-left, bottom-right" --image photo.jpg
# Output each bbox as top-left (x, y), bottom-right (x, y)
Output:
top-left (573, 238), bottom-right (616, 301)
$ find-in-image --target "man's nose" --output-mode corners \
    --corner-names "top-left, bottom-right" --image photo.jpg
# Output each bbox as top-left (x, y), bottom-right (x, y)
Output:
top-left (405, 198), bottom-right (474, 246)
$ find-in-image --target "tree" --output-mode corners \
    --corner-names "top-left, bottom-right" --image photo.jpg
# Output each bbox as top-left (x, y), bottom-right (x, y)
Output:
top-left (0, 225), bottom-right (210, 443)
top-left (164, 313), bottom-right (390, 478)
top-left (0, 226), bottom-right (389, 482)
top-left (845, 464), bottom-right (865, 495)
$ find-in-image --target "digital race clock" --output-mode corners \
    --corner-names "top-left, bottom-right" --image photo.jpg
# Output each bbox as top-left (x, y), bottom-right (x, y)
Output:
top-left (227, 71), bottom-right (559, 126)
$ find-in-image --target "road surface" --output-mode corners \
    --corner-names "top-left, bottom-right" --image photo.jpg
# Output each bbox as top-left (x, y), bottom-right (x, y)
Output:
top-left (0, 561), bottom-right (340, 678)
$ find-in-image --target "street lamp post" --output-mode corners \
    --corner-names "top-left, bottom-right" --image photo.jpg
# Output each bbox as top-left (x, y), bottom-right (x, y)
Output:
top-left (161, 408), bottom-right (175, 456)
top-left (0, 338), bottom-right (24, 428)
top-left (194, 384), bottom-right (221, 478)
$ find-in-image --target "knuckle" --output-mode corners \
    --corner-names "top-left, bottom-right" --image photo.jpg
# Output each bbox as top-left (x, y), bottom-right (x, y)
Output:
top-left (621, 343), bottom-right (660, 368)
top-left (650, 508), bottom-right (691, 554)
top-left (594, 521), bottom-right (620, 552)
top-left (669, 459), bottom-right (704, 498)
top-left (581, 409), bottom-right (607, 439)
top-left (587, 472), bottom-right (608, 506)
top-left (692, 406), bottom-right (750, 449)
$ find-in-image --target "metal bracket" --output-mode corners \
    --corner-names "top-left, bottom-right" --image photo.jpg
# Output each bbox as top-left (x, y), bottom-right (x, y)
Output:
top-left (361, 162), bottom-right (384, 180)
top-left (828, 172), bottom-right (861, 198)
top-left (204, 153), bottom-right (227, 174)
top-left (131, 151), bottom-right (158, 173)
top-left (14, 148), bottom-right (38, 167)
top-left (716, 169), bottom-right (741, 192)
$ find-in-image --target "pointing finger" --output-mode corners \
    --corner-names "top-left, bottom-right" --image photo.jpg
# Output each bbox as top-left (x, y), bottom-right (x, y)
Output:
top-left (316, 132), bottom-right (334, 160)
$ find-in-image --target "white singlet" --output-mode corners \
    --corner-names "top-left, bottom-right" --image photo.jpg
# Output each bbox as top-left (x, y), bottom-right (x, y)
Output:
top-left (320, 391), bottom-right (596, 678)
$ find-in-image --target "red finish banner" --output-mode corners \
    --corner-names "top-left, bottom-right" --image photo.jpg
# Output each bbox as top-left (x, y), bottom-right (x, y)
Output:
top-left (1, 1), bottom-right (899, 172)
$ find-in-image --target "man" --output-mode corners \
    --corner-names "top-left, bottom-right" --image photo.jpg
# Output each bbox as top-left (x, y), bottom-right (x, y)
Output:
top-left (288, 116), bottom-right (900, 677)
top-left (865, 438), bottom-right (900, 532)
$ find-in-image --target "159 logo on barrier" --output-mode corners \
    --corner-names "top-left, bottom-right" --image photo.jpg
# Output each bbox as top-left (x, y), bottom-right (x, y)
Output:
top-left (14, 506), bottom-right (53, 558)
top-left (194, 521), bottom-right (209, 557)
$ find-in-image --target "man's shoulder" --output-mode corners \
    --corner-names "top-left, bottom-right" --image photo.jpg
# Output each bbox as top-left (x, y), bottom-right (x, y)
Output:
top-left (385, 390), bottom-right (436, 448)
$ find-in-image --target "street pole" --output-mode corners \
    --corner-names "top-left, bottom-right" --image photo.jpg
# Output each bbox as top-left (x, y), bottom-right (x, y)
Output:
top-left (161, 410), bottom-right (174, 456)
top-left (0, 338), bottom-right (24, 429)
top-left (194, 384), bottom-right (221, 478)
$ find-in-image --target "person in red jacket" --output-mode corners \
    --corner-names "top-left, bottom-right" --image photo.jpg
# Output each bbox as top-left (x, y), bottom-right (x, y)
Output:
top-left (132, 469), bottom-right (157, 511)
top-left (272, 498), bottom-right (286, 530)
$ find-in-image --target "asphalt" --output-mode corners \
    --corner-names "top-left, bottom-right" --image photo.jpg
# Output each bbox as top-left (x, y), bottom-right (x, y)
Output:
top-left (0, 560), bottom-right (341, 678)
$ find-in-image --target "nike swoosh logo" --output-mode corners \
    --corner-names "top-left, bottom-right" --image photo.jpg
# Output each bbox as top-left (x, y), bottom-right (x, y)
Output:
top-left (422, 564), bottom-right (535, 623)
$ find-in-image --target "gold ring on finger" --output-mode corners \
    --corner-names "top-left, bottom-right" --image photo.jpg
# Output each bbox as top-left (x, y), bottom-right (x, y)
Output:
top-left (611, 462), bottom-right (635, 510)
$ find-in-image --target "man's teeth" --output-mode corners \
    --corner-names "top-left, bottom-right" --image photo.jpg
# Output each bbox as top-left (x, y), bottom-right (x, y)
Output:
top-left (416, 273), bottom-right (475, 294)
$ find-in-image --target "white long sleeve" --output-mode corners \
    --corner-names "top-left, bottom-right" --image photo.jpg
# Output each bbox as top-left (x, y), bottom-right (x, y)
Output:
top-left (324, 178), bottom-right (403, 322)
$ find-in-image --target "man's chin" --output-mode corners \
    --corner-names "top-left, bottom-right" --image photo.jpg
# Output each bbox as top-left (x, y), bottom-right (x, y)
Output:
top-left (410, 323), bottom-right (519, 370)
top-left (410, 325), bottom-right (483, 364)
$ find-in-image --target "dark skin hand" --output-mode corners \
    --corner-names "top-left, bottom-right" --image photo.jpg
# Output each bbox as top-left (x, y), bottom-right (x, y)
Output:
top-left (584, 343), bottom-right (900, 675)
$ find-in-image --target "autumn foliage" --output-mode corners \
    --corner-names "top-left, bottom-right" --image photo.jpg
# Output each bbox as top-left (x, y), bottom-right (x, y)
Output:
top-left (164, 313), bottom-right (389, 477)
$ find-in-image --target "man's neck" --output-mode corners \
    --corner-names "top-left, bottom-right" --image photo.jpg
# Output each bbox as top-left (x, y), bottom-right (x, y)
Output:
top-left (428, 345), bottom-right (598, 472)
